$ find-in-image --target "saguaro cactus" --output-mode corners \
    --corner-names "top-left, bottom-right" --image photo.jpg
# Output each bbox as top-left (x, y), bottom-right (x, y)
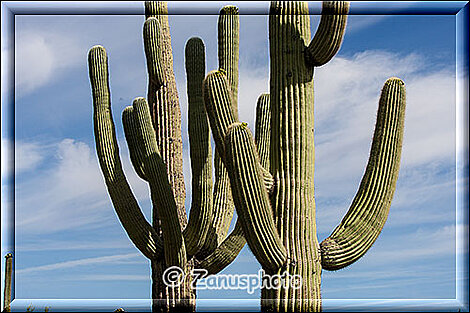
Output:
top-left (3, 253), bottom-right (12, 312)
top-left (88, 1), bottom-right (406, 312)
top-left (88, 2), bottom-right (246, 312)
top-left (202, 1), bottom-right (406, 312)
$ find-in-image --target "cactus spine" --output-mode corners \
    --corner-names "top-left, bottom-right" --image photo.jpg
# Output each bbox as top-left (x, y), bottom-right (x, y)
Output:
top-left (89, 1), bottom-right (406, 312)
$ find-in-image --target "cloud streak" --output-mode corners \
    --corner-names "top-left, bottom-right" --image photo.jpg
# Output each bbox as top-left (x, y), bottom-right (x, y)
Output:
top-left (16, 252), bottom-right (141, 274)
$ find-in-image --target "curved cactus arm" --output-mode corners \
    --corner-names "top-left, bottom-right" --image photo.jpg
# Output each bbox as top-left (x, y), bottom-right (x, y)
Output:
top-left (305, 1), bottom-right (349, 67)
top-left (143, 18), bottom-right (165, 89)
top-left (132, 97), bottom-right (187, 268)
top-left (320, 78), bottom-right (406, 271)
top-left (224, 123), bottom-right (287, 272)
top-left (198, 219), bottom-right (246, 275)
top-left (182, 37), bottom-right (214, 257)
top-left (199, 6), bottom-right (241, 257)
top-left (88, 45), bottom-right (163, 260)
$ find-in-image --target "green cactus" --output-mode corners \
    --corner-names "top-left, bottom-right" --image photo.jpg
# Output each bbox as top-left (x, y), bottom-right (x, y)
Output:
top-left (3, 253), bottom-right (12, 313)
top-left (88, 2), bottom-right (246, 312)
top-left (88, 1), bottom-right (406, 312)
top-left (202, 1), bottom-right (406, 312)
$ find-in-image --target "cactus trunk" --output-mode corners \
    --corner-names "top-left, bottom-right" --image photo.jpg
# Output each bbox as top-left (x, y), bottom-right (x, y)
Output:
top-left (144, 3), bottom-right (195, 311)
top-left (263, 2), bottom-right (321, 311)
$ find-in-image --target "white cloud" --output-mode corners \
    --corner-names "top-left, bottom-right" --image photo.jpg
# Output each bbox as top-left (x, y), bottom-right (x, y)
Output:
top-left (15, 140), bottom-right (45, 173)
top-left (237, 67), bottom-right (270, 131)
top-left (313, 51), bottom-right (455, 205)
top-left (15, 31), bottom-right (82, 95)
top-left (15, 138), bottom-right (152, 234)
top-left (365, 224), bottom-right (456, 264)
top-left (1, 138), bottom-right (13, 179)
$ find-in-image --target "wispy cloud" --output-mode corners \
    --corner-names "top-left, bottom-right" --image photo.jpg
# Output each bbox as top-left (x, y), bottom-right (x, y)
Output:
top-left (16, 253), bottom-right (141, 275)
top-left (17, 239), bottom-right (133, 252)
top-left (76, 274), bottom-right (148, 281)
top-left (15, 138), bottom-right (151, 234)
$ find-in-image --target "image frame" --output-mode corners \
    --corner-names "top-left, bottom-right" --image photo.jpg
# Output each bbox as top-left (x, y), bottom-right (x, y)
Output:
top-left (1, 1), bottom-right (469, 312)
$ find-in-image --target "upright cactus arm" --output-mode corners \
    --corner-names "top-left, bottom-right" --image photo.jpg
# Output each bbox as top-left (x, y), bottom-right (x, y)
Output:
top-left (255, 94), bottom-right (274, 193)
top-left (144, 1), bottom-right (187, 229)
top-left (197, 94), bottom-right (273, 274)
top-left (143, 18), bottom-right (165, 89)
top-left (203, 71), bottom-right (287, 272)
top-left (224, 123), bottom-right (287, 272)
top-left (203, 71), bottom-right (237, 158)
top-left (218, 5), bottom-right (240, 112)
top-left (320, 78), bottom-right (406, 271)
top-left (199, 6), bottom-right (240, 256)
top-left (305, 1), bottom-right (349, 67)
top-left (88, 46), bottom-right (163, 260)
top-left (182, 37), bottom-right (214, 257)
top-left (129, 98), bottom-right (187, 268)
top-left (123, 107), bottom-right (147, 181)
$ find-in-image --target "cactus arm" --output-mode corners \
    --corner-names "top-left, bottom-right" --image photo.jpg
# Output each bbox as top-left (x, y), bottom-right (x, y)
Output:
top-left (224, 123), bottom-right (287, 272)
top-left (197, 92), bottom-right (276, 273)
top-left (202, 71), bottom-right (237, 158)
top-left (199, 6), bottom-right (241, 256)
top-left (143, 18), bottom-right (165, 89)
top-left (182, 37), bottom-right (214, 257)
top-left (203, 71), bottom-right (287, 272)
top-left (122, 107), bottom-right (147, 181)
top-left (218, 5), bottom-right (240, 112)
top-left (198, 220), bottom-right (246, 275)
top-left (255, 94), bottom-right (275, 193)
top-left (305, 1), bottom-right (349, 67)
top-left (320, 78), bottom-right (406, 271)
top-left (255, 94), bottom-right (271, 169)
top-left (197, 93), bottom-right (275, 273)
top-left (132, 97), bottom-right (187, 268)
top-left (88, 45), bottom-right (162, 260)
top-left (3, 253), bottom-right (12, 312)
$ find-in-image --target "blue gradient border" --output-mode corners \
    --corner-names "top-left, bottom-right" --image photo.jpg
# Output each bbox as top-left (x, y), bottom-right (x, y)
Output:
top-left (1, 1), bottom-right (468, 312)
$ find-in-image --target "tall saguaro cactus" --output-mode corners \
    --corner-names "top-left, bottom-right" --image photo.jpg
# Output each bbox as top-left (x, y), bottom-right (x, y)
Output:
top-left (202, 1), bottom-right (405, 312)
top-left (88, 2), bottom-right (245, 312)
top-left (88, 1), bottom-right (406, 312)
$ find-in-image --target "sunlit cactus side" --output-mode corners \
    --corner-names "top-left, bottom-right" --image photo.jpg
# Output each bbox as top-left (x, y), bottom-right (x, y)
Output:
top-left (202, 1), bottom-right (406, 312)
top-left (88, 2), bottom-right (247, 312)
top-left (3, 253), bottom-right (12, 313)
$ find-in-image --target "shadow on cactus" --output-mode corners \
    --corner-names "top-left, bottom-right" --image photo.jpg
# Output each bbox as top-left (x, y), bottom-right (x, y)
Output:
top-left (88, 1), bottom-right (406, 312)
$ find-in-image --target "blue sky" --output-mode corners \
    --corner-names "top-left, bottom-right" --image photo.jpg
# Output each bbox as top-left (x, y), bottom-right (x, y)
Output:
top-left (1, 1), bottom-right (468, 312)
